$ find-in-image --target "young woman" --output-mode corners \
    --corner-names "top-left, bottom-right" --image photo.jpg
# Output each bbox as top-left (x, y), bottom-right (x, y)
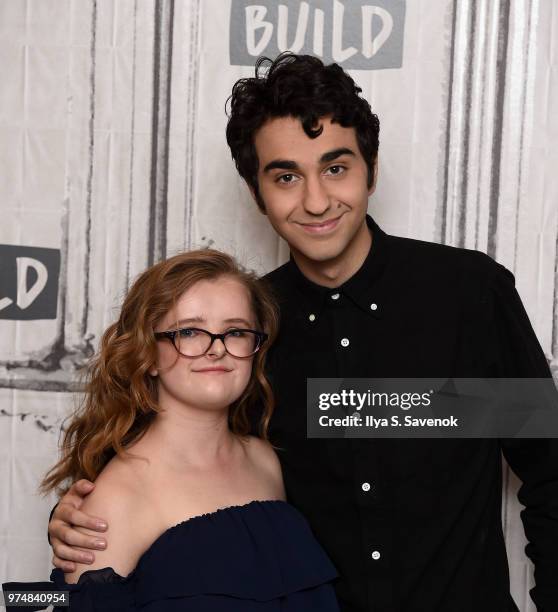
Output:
top-left (3, 250), bottom-right (339, 611)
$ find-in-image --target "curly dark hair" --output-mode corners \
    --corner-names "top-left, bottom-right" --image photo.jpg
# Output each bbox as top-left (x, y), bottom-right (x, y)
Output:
top-left (226, 52), bottom-right (380, 210)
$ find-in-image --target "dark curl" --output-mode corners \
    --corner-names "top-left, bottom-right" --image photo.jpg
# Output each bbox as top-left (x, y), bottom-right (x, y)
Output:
top-left (226, 52), bottom-right (380, 210)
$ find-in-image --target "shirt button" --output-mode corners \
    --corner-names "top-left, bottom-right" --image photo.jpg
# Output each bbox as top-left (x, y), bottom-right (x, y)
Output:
top-left (308, 313), bottom-right (316, 322)
top-left (340, 338), bottom-right (350, 347)
top-left (331, 293), bottom-right (340, 300)
top-left (361, 482), bottom-right (371, 492)
top-left (370, 303), bottom-right (378, 311)
top-left (371, 550), bottom-right (381, 560)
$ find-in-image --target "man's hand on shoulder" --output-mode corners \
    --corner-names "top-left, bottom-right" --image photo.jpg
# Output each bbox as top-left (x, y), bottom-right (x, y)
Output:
top-left (63, 474), bottom-right (144, 583)
top-left (49, 479), bottom-right (107, 573)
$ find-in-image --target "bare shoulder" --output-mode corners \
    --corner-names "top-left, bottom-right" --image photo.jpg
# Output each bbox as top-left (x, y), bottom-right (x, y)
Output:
top-left (83, 456), bottom-right (138, 507)
top-left (65, 456), bottom-right (151, 582)
top-left (243, 436), bottom-right (286, 499)
top-left (243, 435), bottom-right (279, 469)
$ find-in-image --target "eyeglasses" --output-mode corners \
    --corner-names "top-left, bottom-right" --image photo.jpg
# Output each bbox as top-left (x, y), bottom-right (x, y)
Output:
top-left (154, 327), bottom-right (268, 358)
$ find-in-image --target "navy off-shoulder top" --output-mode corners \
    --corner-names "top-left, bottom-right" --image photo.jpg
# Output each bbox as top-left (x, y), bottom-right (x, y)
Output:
top-left (3, 500), bottom-right (340, 611)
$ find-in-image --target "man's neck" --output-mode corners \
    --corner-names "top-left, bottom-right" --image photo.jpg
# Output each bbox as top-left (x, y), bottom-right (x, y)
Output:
top-left (291, 221), bottom-right (372, 288)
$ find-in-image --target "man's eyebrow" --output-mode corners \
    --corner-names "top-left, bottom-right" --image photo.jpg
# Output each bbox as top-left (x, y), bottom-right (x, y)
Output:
top-left (319, 147), bottom-right (356, 163)
top-left (262, 148), bottom-right (356, 173)
top-left (263, 159), bottom-right (299, 173)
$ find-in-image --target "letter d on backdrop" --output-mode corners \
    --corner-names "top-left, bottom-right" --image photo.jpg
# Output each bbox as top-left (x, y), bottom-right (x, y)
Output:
top-left (0, 245), bottom-right (60, 320)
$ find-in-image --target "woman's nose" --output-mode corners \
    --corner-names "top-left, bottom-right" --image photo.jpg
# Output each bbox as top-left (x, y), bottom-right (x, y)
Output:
top-left (206, 337), bottom-right (227, 358)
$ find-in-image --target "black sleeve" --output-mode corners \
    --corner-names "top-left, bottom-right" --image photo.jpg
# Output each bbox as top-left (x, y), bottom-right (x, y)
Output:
top-left (3, 581), bottom-right (57, 612)
top-left (3, 568), bottom-right (135, 611)
top-left (47, 503), bottom-right (58, 546)
top-left (486, 262), bottom-right (558, 611)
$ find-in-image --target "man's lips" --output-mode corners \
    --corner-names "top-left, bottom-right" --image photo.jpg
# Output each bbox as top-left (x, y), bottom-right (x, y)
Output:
top-left (295, 214), bottom-right (344, 234)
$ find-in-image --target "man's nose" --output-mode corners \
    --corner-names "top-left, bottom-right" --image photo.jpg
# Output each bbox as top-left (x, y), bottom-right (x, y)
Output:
top-left (302, 176), bottom-right (331, 216)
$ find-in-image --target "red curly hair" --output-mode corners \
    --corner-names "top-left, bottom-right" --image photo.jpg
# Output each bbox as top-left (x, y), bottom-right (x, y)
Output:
top-left (41, 249), bottom-right (279, 495)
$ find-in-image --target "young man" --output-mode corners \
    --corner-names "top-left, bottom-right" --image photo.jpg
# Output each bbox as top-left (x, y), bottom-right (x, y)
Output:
top-left (48, 54), bottom-right (558, 611)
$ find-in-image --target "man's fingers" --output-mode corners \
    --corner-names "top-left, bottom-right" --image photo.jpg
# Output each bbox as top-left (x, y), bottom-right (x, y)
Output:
top-left (54, 479), bottom-right (95, 513)
top-left (58, 479), bottom-right (95, 510)
top-left (52, 556), bottom-right (77, 573)
top-left (52, 541), bottom-right (97, 565)
top-left (72, 479), bottom-right (95, 496)
top-left (53, 505), bottom-right (108, 532)
top-left (57, 523), bottom-right (107, 550)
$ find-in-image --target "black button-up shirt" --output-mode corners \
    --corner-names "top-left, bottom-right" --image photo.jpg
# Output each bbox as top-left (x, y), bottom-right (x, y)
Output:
top-left (263, 216), bottom-right (558, 612)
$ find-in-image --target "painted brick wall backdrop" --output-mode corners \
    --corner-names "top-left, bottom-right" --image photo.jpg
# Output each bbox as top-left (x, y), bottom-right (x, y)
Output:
top-left (0, 1), bottom-right (556, 609)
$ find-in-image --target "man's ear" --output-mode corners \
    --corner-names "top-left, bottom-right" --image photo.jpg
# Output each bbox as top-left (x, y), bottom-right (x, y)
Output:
top-left (368, 156), bottom-right (379, 196)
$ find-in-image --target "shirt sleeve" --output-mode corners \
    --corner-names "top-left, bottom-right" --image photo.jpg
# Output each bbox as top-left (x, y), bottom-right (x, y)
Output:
top-left (3, 568), bottom-right (136, 612)
top-left (57, 567), bottom-right (136, 611)
top-left (485, 261), bottom-right (558, 611)
top-left (47, 503), bottom-right (57, 545)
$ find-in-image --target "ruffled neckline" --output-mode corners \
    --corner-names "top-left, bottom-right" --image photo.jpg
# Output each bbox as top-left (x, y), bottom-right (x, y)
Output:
top-left (150, 499), bottom-right (286, 543)
top-left (51, 499), bottom-right (338, 605)
top-left (53, 500), bottom-right (289, 585)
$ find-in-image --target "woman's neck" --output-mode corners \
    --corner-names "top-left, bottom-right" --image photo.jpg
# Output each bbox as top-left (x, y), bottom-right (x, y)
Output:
top-left (130, 403), bottom-right (237, 471)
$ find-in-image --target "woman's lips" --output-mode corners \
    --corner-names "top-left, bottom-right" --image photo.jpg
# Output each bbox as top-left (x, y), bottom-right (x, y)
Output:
top-left (193, 367), bottom-right (232, 374)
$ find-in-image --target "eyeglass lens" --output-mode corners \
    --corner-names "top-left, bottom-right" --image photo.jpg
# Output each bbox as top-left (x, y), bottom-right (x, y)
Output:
top-left (176, 329), bottom-right (259, 357)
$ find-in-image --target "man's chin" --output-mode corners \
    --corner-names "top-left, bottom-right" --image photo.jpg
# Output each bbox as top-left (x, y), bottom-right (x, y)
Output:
top-left (290, 242), bottom-right (347, 265)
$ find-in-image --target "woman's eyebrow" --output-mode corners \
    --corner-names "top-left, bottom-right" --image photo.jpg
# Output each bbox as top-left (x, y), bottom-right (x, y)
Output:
top-left (171, 317), bottom-right (253, 327)
top-left (175, 316), bottom-right (205, 326)
top-left (223, 318), bottom-right (253, 327)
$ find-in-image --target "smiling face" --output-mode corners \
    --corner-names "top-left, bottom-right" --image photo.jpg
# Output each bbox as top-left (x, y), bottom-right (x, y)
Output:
top-left (153, 276), bottom-right (256, 414)
top-left (253, 116), bottom-right (377, 281)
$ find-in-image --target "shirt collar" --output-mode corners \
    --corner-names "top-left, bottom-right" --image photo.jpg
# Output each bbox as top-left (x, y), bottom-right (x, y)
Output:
top-left (286, 215), bottom-right (389, 319)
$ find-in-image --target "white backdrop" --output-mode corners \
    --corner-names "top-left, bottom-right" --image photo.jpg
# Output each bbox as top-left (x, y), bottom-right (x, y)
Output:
top-left (1, 1), bottom-right (557, 610)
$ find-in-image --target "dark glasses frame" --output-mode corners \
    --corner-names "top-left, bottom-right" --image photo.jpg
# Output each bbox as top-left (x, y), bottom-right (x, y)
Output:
top-left (154, 327), bottom-right (268, 358)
